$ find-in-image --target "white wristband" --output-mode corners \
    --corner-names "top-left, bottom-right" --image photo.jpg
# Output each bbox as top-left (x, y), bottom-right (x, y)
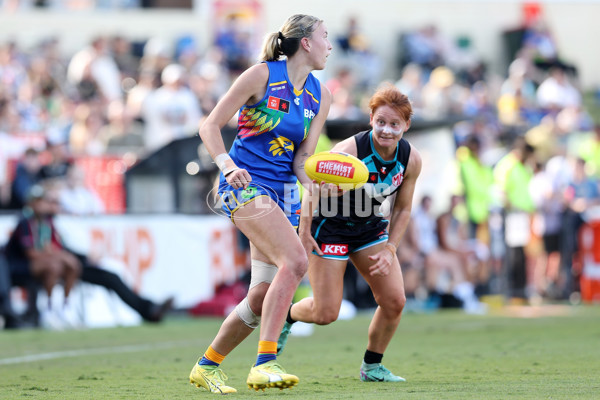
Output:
top-left (214, 153), bottom-right (232, 171)
top-left (223, 166), bottom-right (239, 177)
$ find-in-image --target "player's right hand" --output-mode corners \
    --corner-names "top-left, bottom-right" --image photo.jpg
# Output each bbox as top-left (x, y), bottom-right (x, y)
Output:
top-left (226, 168), bottom-right (252, 189)
top-left (299, 228), bottom-right (323, 256)
top-left (316, 180), bottom-right (346, 198)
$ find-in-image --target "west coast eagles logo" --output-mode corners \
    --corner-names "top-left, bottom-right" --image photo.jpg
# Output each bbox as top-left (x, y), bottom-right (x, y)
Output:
top-left (269, 136), bottom-right (294, 156)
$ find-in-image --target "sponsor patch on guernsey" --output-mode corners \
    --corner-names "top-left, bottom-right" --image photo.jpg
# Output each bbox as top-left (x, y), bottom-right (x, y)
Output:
top-left (267, 96), bottom-right (290, 113)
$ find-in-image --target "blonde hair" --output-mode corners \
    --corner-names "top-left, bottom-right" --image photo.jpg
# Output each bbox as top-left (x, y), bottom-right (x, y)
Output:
top-left (259, 14), bottom-right (322, 62)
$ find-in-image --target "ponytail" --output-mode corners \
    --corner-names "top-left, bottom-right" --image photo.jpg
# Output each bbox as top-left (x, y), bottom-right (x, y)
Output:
top-left (258, 14), bottom-right (322, 62)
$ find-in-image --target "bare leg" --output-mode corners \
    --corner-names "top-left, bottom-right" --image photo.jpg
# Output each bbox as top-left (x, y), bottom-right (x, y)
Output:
top-left (31, 257), bottom-right (61, 300)
top-left (350, 245), bottom-right (406, 354)
top-left (290, 253), bottom-right (347, 325)
top-left (234, 199), bottom-right (308, 343)
top-left (209, 282), bottom-right (269, 356)
top-left (59, 251), bottom-right (81, 300)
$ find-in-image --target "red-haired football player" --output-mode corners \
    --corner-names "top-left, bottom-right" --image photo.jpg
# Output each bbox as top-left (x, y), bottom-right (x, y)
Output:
top-left (278, 83), bottom-right (422, 383)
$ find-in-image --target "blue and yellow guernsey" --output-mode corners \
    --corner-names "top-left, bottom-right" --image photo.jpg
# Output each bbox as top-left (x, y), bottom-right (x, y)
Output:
top-left (228, 60), bottom-right (322, 184)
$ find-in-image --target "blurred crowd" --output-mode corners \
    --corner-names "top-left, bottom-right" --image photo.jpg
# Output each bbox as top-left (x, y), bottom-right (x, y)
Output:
top-left (1, 7), bottom-right (600, 329)
top-left (393, 16), bottom-right (600, 309)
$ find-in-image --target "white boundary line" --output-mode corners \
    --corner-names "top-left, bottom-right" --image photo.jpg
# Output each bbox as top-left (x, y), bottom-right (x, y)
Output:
top-left (0, 340), bottom-right (198, 366)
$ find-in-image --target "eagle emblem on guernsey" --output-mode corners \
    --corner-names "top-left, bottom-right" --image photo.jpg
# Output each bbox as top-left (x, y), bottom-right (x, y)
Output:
top-left (269, 136), bottom-right (294, 156)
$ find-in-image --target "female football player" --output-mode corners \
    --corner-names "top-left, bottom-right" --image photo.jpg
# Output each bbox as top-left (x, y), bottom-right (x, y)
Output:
top-left (189, 14), bottom-right (332, 394)
top-left (278, 84), bottom-right (422, 383)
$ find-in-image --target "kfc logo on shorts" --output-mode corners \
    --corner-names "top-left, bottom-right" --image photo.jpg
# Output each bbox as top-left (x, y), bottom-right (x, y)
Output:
top-left (321, 244), bottom-right (349, 256)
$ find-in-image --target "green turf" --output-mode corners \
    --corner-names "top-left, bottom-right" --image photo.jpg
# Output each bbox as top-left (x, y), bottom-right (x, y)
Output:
top-left (1, 306), bottom-right (599, 399)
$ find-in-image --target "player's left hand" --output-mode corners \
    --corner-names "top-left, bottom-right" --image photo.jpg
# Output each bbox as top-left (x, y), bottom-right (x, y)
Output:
top-left (367, 249), bottom-right (394, 276)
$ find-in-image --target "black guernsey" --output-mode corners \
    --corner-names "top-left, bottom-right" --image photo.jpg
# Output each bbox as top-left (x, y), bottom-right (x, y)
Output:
top-left (316, 130), bottom-right (411, 225)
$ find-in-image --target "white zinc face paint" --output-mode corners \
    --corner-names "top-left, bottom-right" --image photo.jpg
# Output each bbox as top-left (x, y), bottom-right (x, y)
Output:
top-left (374, 125), bottom-right (403, 136)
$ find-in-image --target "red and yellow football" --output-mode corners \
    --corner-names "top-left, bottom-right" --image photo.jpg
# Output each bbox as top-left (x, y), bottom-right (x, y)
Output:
top-left (304, 151), bottom-right (369, 188)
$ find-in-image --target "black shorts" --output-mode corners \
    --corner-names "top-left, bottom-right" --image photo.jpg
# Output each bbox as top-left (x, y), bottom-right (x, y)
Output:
top-left (311, 217), bottom-right (389, 260)
top-left (542, 233), bottom-right (561, 253)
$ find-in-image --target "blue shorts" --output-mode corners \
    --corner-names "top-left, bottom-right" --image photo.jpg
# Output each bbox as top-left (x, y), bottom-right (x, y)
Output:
top-left (217, 177), bottom-right (301, 228)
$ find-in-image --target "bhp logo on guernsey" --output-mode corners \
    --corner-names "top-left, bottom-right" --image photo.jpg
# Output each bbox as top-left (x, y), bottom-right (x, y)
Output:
top-left (322, 244), bottom-right (348, 256)
top-left (316, 160), bottom-right (355, 178)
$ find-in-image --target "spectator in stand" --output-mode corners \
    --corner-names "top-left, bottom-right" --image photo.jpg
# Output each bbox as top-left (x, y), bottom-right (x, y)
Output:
top-left (10, 147), bottom-right (42, 209)
top-left (336, 15), bottom-right (368, 55)
top-left (37, 138), bottom-right (73, 183)
top-left (420, 66), bottom-right (464, 120)
top-left (189, 63), bottom-right (221, 117)
top-left (27, 53), bottom-right (64, 112)
top-left (110, 35), bottom-right (139, 80)
top-left (462, 81), bottom-right (498, 123)
top-left (565, 157), bottom-right (600, 215)
top-left (214, 13), bottom-right (252, 76)
top-left (412, 195), bottom-right (483, 312)
top-left (67, 36), bottom-right (123, 103)
top-left (521, 18), bottom-right (559, 69)
top-left (5, 184), bottom-right (81, 320)
top-left (536, 66), bottom-right (582, 113)
top-left (125, 67), bottom-right (158, 121)
top-left (561, 157), bottom-right (600, 294)
top-left (325, 67), bottom-right (356, 97)
top-left (0, 42), bottom-right (29, 100)
top-left (15, 79), bottom-right (45, 133)
top-left (447, 36), bottom-right (486, 86)
top-left (190, 46), bottom-right (232, 116)
top-left (58, 164), bottom-right (105, 215)
top-left (98, 99), bottom-right (144, 155)
top-left (174, 35), bottom-right (199, 72)
top-left (4, 184), bottom-right (173, 328)
top-left (327, 87), bottom-right (365, 120)
top-left (456, 135), bottom-right (494, 239)
top-left (529, 160), bottom-right (565, 298)
top-left (396, 216), bottom-right (425, 301)
top-left (141, 63), bottom-right (201, 153)
top-left (498, 58), bottom-right (538, 127)
top-left (578, 125), bottom-right (600, 178)
top-left (395, 63), bottom-right (424, 114)
top-left (335, 16), bottom-right (382, 92)
top-left (520, 15), bottom-right (577, 76)
top-left (493, 137), bottom-right (536, 300)
top-left (402, 26), bottom-right (440, 73)
top-left (68, 103), bottom-right (106, 156)
top-left (138, 37), bottom-right (173, 84)
top-left (436, 195), bottom-right (490, 303)
top-left (37, 37), bottom-right (69, 95)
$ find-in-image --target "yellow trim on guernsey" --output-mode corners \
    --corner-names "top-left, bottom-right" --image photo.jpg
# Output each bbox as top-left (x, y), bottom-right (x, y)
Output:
top-left (305, 89), bottom-right (319, 104)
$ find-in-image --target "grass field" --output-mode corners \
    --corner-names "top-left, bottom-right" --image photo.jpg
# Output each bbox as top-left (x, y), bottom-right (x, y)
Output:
top-left (1, 305), bottom-right (599, 399)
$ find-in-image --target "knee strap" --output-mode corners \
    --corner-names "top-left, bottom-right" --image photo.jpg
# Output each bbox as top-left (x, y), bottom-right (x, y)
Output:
top-left (235, 260), bottom-right (278, 328)
top-left (235, 297), bottom-right (260, 329)
top-left (249, 259), bottom-right (278, 290)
